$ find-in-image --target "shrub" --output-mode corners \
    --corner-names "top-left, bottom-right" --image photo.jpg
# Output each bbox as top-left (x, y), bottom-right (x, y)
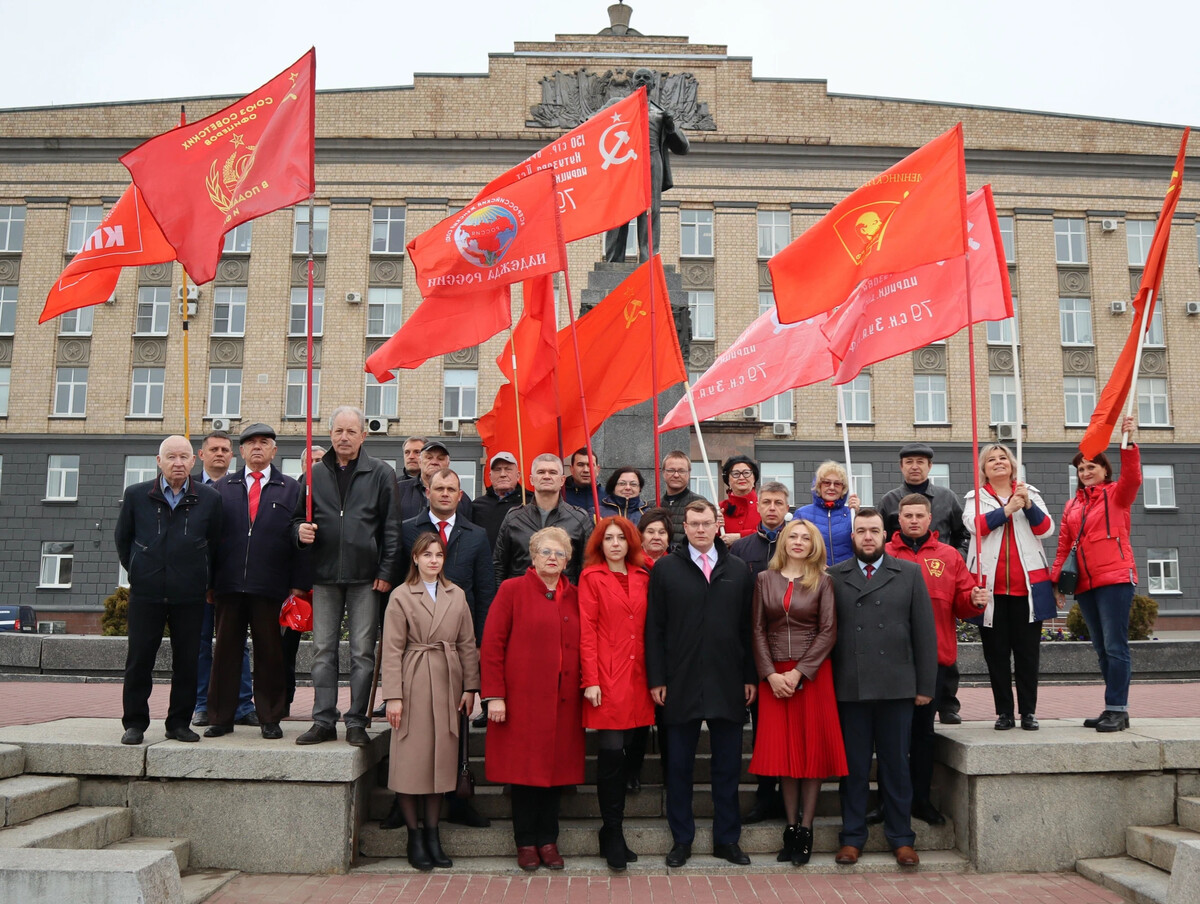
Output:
top-left (1066, 594), bottom-right (1158, 641)
top-left (101, 586), bottom-right (129, 636)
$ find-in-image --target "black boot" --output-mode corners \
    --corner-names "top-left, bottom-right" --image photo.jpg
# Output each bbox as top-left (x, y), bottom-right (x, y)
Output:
top-left (777, 824), bottom-right (798, 863)
top-left (792, 826), bottom-right (813, 866)
top-left (596, 748), bottom-right (628, 870)
top-left (381, 794), bottom-right (403, 830)
top-left (406, 827), bottom-right (433, 871)
top-left (425, 825), bottom-right (452, 868)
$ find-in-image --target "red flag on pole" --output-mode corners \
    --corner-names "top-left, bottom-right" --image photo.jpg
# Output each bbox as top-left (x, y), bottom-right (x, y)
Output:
top-left (120, 49), bottom-right (316, 285)
top-left (497, 274), bottom-right (559, 422)
top-left (769, 124), bottom-right (968, 324)
top-left (1079, 129), bottom-right (1190, 459)
top-left (478, 88), bottom-right (651, 243)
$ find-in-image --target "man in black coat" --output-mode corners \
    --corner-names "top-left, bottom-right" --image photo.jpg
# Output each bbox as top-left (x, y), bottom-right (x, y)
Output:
top-left (493, 453), bottom-right (593, 585)
top-left (398, 439), bottom-right (474, 523)
top-left (471, 451), bottom-right (525, 550)
top-left (645, 499), bottom-right (757, 868)
top-left (115, 435), bottom-right (222, 745)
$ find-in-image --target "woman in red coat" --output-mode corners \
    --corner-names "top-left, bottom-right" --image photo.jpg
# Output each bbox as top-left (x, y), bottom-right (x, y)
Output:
top-left (482, 526), bottom-right (585, 872)
top-left (579, 516), bottom-right (655, 871)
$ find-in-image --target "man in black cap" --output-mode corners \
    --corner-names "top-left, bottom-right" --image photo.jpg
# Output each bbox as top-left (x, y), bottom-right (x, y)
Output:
top-left (398, 439), bottom-right (474, 523)
top-left (471, 451), bottom-right (526, 550)
top-left (205, 423), bottom-right (309, 740)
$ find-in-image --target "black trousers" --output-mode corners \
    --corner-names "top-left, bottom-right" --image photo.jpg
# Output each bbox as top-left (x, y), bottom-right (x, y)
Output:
top-left (838, 698), bottom-right (915, 850)
top-left (210, 593), bottom-right (286, 725)
top-left (122, 599), bottom-right (204, 733)
top-left (980, 594), bottom-right (1042, 716)
top-left (510, 785), bottom-right (562, 847)
top-left (281, 627), bottom-right (302, 708)
top-left (909, 664), bottom-right (949, 805)
top-left (939, 661), bottom-right (961, 716)
top-left (664, 718), bottom-right (743, 846)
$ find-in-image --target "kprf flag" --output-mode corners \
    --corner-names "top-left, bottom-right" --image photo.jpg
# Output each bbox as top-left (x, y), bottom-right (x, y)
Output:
top-left (39, 184), bottom-right (176, 323)
top-left (478, 88), bottom-right (651, 243)
top-left (657, 310), bottom-right (835, 432)
top-left (365, 170), bottom-right (565, 379)
top-left (1080, 129), bottom-right (1190, 459)
top-left (121, 49), bottom-right (315, 285)
top-left (769, 124), bottom-right (968, 323)
top-left (823, 185), bottom-right (1013, 384)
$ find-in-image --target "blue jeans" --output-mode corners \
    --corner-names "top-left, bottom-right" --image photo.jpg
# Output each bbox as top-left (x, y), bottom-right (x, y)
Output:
top-left (1075, 583), bottom-right (1134, 711)
top-left (196, 602), bottom-right (254, 719)
top-left (311, 582), bottom-right (379, 730)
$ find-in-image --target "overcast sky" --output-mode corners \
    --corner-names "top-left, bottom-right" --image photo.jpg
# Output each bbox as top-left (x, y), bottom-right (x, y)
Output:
top-left (6, 0), bottom-right (1198, 128)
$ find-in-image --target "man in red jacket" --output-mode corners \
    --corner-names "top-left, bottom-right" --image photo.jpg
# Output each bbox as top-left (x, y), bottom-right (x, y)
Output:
top-left (886, 494), bottom-right (987, 826)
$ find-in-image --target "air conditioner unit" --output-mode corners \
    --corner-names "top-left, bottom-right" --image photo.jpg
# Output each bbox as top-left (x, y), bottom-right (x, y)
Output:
top-left (441, 417), bottom-right (459, 434)
top-left (176, 285), bottom-right (199, 301)
top-left (1101, 218), bottom-right (1119, 232)
top-left (366, 417), bottom-right (388, 434)
top-left (211, 417), bottom-right (231, 432)
top-left (345, 291), bottom-right (363, 304)
top-left (176, 301), bottom-right (197, 316)
top-left (743, 407), bottom-right (758, 420)
top-left (1110, 300), bottom-right (1127, 314)
top-left (996, 423), bottom-right (1017, 441)
top-left (103, 293), bottom-right (117, 306)
top-left (1187, 301), bottom-right (1200, 316)
top-left (772, 422), bottom-right (792, 436)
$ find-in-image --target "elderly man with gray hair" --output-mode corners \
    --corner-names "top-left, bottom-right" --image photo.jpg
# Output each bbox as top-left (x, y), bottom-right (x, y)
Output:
top-left (293, 406), bottom-right (401, 746)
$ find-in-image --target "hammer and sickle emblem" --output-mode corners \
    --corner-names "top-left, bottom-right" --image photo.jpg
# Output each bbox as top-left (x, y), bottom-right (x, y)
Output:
top-left (623, 298), bottom-right (648, 329)
top-left (600, 119), bottom-right (639, 171)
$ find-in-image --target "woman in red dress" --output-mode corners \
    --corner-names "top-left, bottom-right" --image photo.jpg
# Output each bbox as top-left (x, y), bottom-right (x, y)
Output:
top-left (748, 518), bottom-right (846, 866)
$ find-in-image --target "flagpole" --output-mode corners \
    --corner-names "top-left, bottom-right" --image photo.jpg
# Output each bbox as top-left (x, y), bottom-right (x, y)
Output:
top-left (560, 267), bottom-right (603, 514)
top-left (1009, 309), bottom-right (1024, 473)
top-left (305, 194), bottom-right (315, 520)
top-left (682, 381), bottom-right (720, 503)
top-left (178, 106), bottom-right (191, 441)
top-left (507, 321), bottom-right (528, 506)
top-left (964, 255), bottom-right (983, 586)
top-left (646, 246), bottom-right (662, 502)
top-left (1121, 290), bottom-right (1153, 449)
top-left (837, 384), bottom-right (856, 500)
top-left (553, 280), bottom-right (565, 461)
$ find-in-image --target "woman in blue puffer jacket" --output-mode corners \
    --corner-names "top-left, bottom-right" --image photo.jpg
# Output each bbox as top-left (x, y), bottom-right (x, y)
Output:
top-left (794, 461), bottom-right (860, 566)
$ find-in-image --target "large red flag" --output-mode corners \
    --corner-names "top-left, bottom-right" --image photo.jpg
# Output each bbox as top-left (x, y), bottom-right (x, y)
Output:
top-left (1080, 129), bottom-right (1190, 459)
top-left (39, 184), bottom-right (176, 323)
top-left (496, 274), bottom-right (559, 423)
top-left (769, 124), bottom-right (968, 323)
top-left (365, 171), bottom-right (565, 379)
top-left (478, 88), bottom-right (651, 243)
top-left (121, 49), bottom-right (315, 285)
top-left (823, 186), bottom-right (1013, 383)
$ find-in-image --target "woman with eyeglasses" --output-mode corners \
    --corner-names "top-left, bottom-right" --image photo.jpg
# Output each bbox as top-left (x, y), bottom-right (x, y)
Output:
top-left (480, 527), bottom-right (585, 872)
top-left (720, 455), bottom-right (761, 542)
top-left (795, 461), bottom-right (860, 566)
top-left (598, 467), bottom-right (649, 525)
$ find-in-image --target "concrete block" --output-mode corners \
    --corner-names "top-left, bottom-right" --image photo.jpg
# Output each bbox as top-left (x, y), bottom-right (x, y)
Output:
top-left (0, 774), bottom-right (79, 826)
top-left (1077, 855), bottom-right (1169, 904)
top-left (0, 743), bottom-right (23, 778)
top-left (1127, 825), bottom-right (1200, 872)
top-left (39, 635), bottom-right (171, 675)
top-left (0, 847), bottom-right (183, 904)
top-left (79, 777), bottom-right (131, 807)
top-left (1169, 839), bottom-right (1200, 904)
top-left (0, 633), bottom-right (42, 670)
top-left (107, 835), bottom-right (191, 872)
top-left (1178, 797), bottom-right (1200, 832)
top-left (935, 720), bottom-right (1163, 775)
top-left (1177, 773), bottom-right (1200, 798)
top-left (1122, 721), bottom-right (1200, 770)
top-left (0, 719), bottom-right (147, 776)
top-left (0, 805), bottom-right (131, 849)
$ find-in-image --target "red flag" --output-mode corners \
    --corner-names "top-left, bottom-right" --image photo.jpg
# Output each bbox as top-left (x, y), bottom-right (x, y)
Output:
top-left (822, 186), bottom-right (1013, 384)
top-left (121, 49), bottom-right (315, 285)
top-left (496, 274), bottom-right (559, 422)
top-left (365, 171), bottom-right (565, 378)
top-left (40, 184), bottom-right (176, 323)
top-left (657, 310), bottom-right (836, 432)
top-left (478, 88), bottom-right (651, 243)
top-left (1080, 129), bottom-right (1189, 459)
top-left (769, 124), bottom-right (967, 323)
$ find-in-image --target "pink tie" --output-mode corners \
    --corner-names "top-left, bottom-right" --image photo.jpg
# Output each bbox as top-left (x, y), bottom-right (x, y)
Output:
top-left (248, 472), bottom-right (264, 522)
top-left (864, 563), bottom-right (875, 581)
top-left (701, 553), bottom-right (713, 582)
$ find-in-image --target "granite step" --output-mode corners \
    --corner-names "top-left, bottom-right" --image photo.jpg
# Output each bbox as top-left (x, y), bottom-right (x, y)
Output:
top-left (0, 805), bottom-right (132, 850)
top-left (0, 774), bottom-right (79, 827)
top-left (1178, 797), bottom-right (1200, 833)
top-left (1077, 855), bottom-right (1169, 904)
top-left (1126, 824), bottom-right (1200, 873)
top-left (106, 835), bottom-right (192, 872)
top-left (463, 726), bottom-right (752, 758)
top-left (0, 744), bottom-right (23, 779)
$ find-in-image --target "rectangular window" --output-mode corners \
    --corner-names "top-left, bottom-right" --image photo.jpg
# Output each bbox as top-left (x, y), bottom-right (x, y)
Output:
top-left (986, 298), bottom-right (1019, 345)
top-left (689, 461), bottom-right (720, 501)
top-left (208, 368), bottom-right (242, 418)
top-left (0, 204), bottom-right (25, 252)
top-left (371, 206), bottom-right (407, 254)
top-left (688, 290), bottom-right (714, 340)
top-left (1137, 376), bottom-right (1169, 427)
top-left (928, 463), bottom-right (951, 490)
top-left (67, 205), bottom-right (104, 254)
top-left (1145, 305), bottom-right (1165, 347)
top-left (758, 290), bottom-right (774, 318)
top-left (1059, 298), bottom-right (1093, 346)
top-left (680, 209), bottom-right (713, 257)
top-left (289, 287), bottom-right (324, 336)
top-left (1143, 464), bottom-right (1176, 509)
top-left (757, 211), bottom-right (790, 258)
top-left (1126, 220), bottom-right (1155, 267)
top-left (212, 287), bottom-right (247, 336)
top-left (913, 374), bottom-right (948, 424)
top-left (279, 458), bottom-right (303, 480)
top-left (760, 390), bottom-right (794, 423)
top-left (53, 367), bottom-right (87, 417)
top-left (443, 369), bottom-right (478, 419)
top-left (989, 375), bottom-right (1018, 425)
top-left (1063, 376), bottom-right (1096, 427)
top-left (850, 463), bottom-right (873, 506)
top-left (1147, 548), bottom-right (1180, 594)
top-left (58, 306), bottom-right (94, 336)
top-left (1054, 217), bottom-right (1087, 264)
top-left (0, 285), bottom-right (16, 335)
top-left (46, 454), bottom-right (80, 500)
top-left (759, 462), bottom-right (795, 499)
top-left (285, 368), bottom-right (320, 419)
top-left (0, 367), bottom-right (9, 416)
top-left (837, 375), bottom-right (871, 424)
top-left (124, 455), bottom-right (158, 487)
top-left (997, 215), bottom-right (1015, 263)
top-left (129, 367), bottom-right (165, 418)
top-left (365, 373), bottom-right (398, 419)
top-left (135, 286), bottom-right (171, 336)
top-left (450, 459), bottom-right (478, 499)
top-left (38, 542), bottom-right (74, 588)
top-left (366, 287), bottom-right (404, 337)
top-left (222, 223), bottom-right (252, 253)
top-left (293, 205), bottom-right (329, 254)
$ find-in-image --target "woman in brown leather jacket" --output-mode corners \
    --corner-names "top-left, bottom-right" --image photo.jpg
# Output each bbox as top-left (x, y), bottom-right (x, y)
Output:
top-left (748, 518), bottom-right (847, 866)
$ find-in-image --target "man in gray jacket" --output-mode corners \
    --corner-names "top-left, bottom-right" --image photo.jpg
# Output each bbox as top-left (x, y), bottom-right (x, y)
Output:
top-left (493, 453), bottom-right (592, 584)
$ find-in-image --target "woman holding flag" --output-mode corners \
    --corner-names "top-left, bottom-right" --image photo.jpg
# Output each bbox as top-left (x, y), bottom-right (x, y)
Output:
top-left (795, 461), bottom-right (859, 566)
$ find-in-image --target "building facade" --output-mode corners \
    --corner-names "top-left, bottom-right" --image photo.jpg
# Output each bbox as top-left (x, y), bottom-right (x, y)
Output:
top-left (1, 8), bottom-right (1198, 630)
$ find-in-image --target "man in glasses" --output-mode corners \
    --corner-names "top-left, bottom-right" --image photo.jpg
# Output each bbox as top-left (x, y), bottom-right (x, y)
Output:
top-left (493, 453), bottom-right (593, 585)
top-left (657, 450), bottom-right (704, 541)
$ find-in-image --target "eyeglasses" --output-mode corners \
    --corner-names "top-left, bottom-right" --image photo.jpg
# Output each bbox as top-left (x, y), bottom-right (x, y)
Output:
top-left (615, 480), bottom-right (641, 488)
top-left (729, 469), bottom-right (754, 478)
top-left (536, 548), bottom-right (568, 559)
top-left (663, 468), bottom-right (688, 476)
top-left (819, 480), bottom-right (845, 488)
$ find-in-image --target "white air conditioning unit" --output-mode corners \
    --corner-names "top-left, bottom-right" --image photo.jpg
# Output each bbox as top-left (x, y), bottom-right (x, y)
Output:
top-left (996, 423), bottom-right (1017, 441)
top-left (743, 407), bottom-right (757, 420)
top-left (366, 417), bottom-right (388, 434)
top-left (441, 417), bottom-right (459, 434)
top-left (772, 422), bottom-right (792, 436)
top-left (176, 285), bottom-right (199, 301)
top-left (1110, 300), bottom-right (1127, 314)
top-left (210, 417), bottom-right (231, 432)
top-left (1186, 301), bottom-right (1200, 316)
top-left (345, 291), bottom-right (363, 304)
top-left (1101, 218), bottom-right (1119, 232)
top-left (176, 301), bottom-right (198, 316)
top-left (103, 293), bottom-right (117, 306)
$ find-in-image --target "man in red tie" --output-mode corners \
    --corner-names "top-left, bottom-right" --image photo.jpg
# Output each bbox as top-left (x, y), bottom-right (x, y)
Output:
top-left (206, 423), bottom-right (310, 740)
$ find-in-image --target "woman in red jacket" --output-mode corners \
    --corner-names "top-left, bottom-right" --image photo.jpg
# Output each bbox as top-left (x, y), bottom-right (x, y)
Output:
top-left (579, 516), bottom-right (656, 871)
top-left (1051, 415), bottom-right (1143, 733)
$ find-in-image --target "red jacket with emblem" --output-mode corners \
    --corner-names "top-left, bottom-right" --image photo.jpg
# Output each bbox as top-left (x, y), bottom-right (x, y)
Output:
top-left (577, 564), bottom-right (655, 730)
top-left (886, 531), bottom-right (980, 666)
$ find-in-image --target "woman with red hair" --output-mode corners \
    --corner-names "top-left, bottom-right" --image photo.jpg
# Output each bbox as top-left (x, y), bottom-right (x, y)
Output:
top-left (578, 516), bottom-right (655, 871)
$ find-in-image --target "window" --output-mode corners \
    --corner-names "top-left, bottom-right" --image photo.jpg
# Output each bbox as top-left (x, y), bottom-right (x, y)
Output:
top-left (757, 211), bottom-right (789, 258)
top-left (212, 287), bottom-right (247, 336)
top-left (913, 375), bottom-right (947, 424)
top-left (689, 461), bottom-right (720, 501)
top-left (38, 542), bottom-right (74, 588)
top-left (367, 287), bottom-right (403, 337)
top-left (760, 462), bottom-right (795, 499)
top-left (989, 375), bottom-right (1018, 425)
top-left (680, 209), bottom-right (713, 257)
top-left (372, 207), bottom-right (406, 254)
top-left (928, 463), bottom-right (951, 490)
top-left (758, 291), bottom-right (774, 318)
top-left (1054, 217), bottom-right (1087, 264)
top-left (0, 205), bottom-right (25, 252)
top-left (46, 455), bottom-right (79, 500)
top-left (0, 367), bottom-right (8, 416)
top-left (688, 291), bottom-right (714, 340)
top-left (1143, 464), bottom-right (1176, 509)
top-left (1063, 376), bottom-right (1096, 427)
top-left (365, 373), bottom-right (398, 419)
top-left (1126, 220), bottom-right (1155, 267)
top-left (1059, 298), bottom-right (1093, 346)
top-left (997, 215), bottom-right (1015, 263)
top-left (67, 205), bottom-right (104, 253)
top-left (280, 458), bottom-right (303, 480)
top-left (222, 223), bottom-right (252, 253)
top-left (129, 367), bottom-right (165, 418)
top-left (837, 375), bottom-right (871, 424)
top-left (124, 455), bottom-right (158, 487)
top-left (0, 455), bottom-right (3, 494)
top-left (850, 463), bottom-right (873, 506)
top-left (285, 368), bottom-right (320, 419)
top-left (293, 205), bottom-right (328, 254)
top-left (760, 390), bottom-right (793, 423)
top-left (987, 298), bottom-right (1019, 345)
top-left (443, 370), bottom-right (477, 419)
top-left (135, 286), bottom-right (171, 336)
top-left (1145, 305), bottom-right (1165, 347)
top-left (0, 285), bottom-right (15, 335)
top-left (1147, 548), bottom-right (1180, 594)
top-left (208, 368), bottom-right (242, 418)
top-left (53, 367), bottom-right (87, 417)
top-left (450, 459), bottom-right (478, 498)
top-left (58, 306), bottom-right (94, 336)
top-left (1137, 377), bottom-right (1169, 426)
top-left (289, 287), bottom-right (324, 336)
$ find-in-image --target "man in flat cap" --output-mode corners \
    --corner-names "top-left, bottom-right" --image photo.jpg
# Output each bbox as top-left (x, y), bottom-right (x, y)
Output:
top-left (398, 438), bottom-right (475, 524)
top-left (205, 423), bottom-right (309, 740)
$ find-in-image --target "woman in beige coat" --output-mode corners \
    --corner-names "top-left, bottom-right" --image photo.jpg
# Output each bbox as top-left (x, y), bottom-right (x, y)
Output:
top-left (382, 532), bottom-right (480, 871)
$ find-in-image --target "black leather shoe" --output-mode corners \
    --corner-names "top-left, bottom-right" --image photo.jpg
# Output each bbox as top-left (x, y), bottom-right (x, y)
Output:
top-left (665, 842), bottom-right (691, 867)
top-left (471, 713), bottom-right (487, 729)
top-left (792, 826), bottom-right (813, 866)
top-left (865, 807), bottom-right (884, 825)
top-left (120, 728), bottom-right (144, 745)
top-left (346, 726), bottom-right (370, 747)
top-left (1021, 714), bottom-right (1040, 731)
top-left (777, 824), bottom-right (798, 863)
top-left (447, 802), bottom-right (490, 828)
top-left (1083, 712), bottom-right (1105, 729)
top-left (381, 795), bottom-right (404, 830)
top-left (712, 842), bottom-right (750, 865)
top-left (939, 711), bottom-right (962, 725)
top-left (406, 827), bottom-right (433, 871)
top-left (911, 799), bottom-right (946, 826)
top-left (260, 723), bottom-right (283, 740)
top-left (203, 725), bottom-right (233, 737)
top-left (295, 723), bottom-right (337, 745)
top-left (235, 712), bottom-right (260, 727)
top-left (743, 798), bottom-right (784, 824)
top-left (994, 714), bottom-right (1016, 731)
top-left (1096, 710), bottom-right (1130, 733)
top-left (425, 826), bottom-right (452, 868)
top-left (164, 726), bottom-right (200, 742)
top-left (191, 710), bottom-right (209, 727)
top-left (372, 703), bottom-right (387, 718)
top-left (626, 776), bottom-right (641, 793)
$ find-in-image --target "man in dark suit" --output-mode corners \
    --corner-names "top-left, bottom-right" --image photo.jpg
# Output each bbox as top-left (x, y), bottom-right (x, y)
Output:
top-left (827, 508), bottom-right (937, 868)
top-left (645, 499), bottom-right (757, 868)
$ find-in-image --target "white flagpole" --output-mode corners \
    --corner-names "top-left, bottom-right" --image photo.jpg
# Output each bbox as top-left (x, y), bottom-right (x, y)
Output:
top-left (1122, 290), bottom-right (1154, 449)
top-left (1009, 316), bottom-right (1024, 473)
top-left (682, 381), bottom-right (720, 503)
top-left (837, 383), bottom-right (856, 498)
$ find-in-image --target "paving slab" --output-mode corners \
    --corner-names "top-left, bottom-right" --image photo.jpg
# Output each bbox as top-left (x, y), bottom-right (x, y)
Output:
top-left (180, 869), bottom-right (239, 904)
top-left (0, 718), bottom-right (148, 776)
top-left (934, 719), bottom-right (1165, 774)
top-left (1078, 854), bottom-right (1169, 904)
top-left (0, 846), bottom-right (183, 904)
top-left (0, 773), bottom-right (78, 826)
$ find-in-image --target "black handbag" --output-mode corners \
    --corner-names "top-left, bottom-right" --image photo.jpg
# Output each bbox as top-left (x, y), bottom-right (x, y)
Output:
top-left (1057, 506), bottom-right (1088, 596)
top-left (456, 710), bottom-right (475, 799)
